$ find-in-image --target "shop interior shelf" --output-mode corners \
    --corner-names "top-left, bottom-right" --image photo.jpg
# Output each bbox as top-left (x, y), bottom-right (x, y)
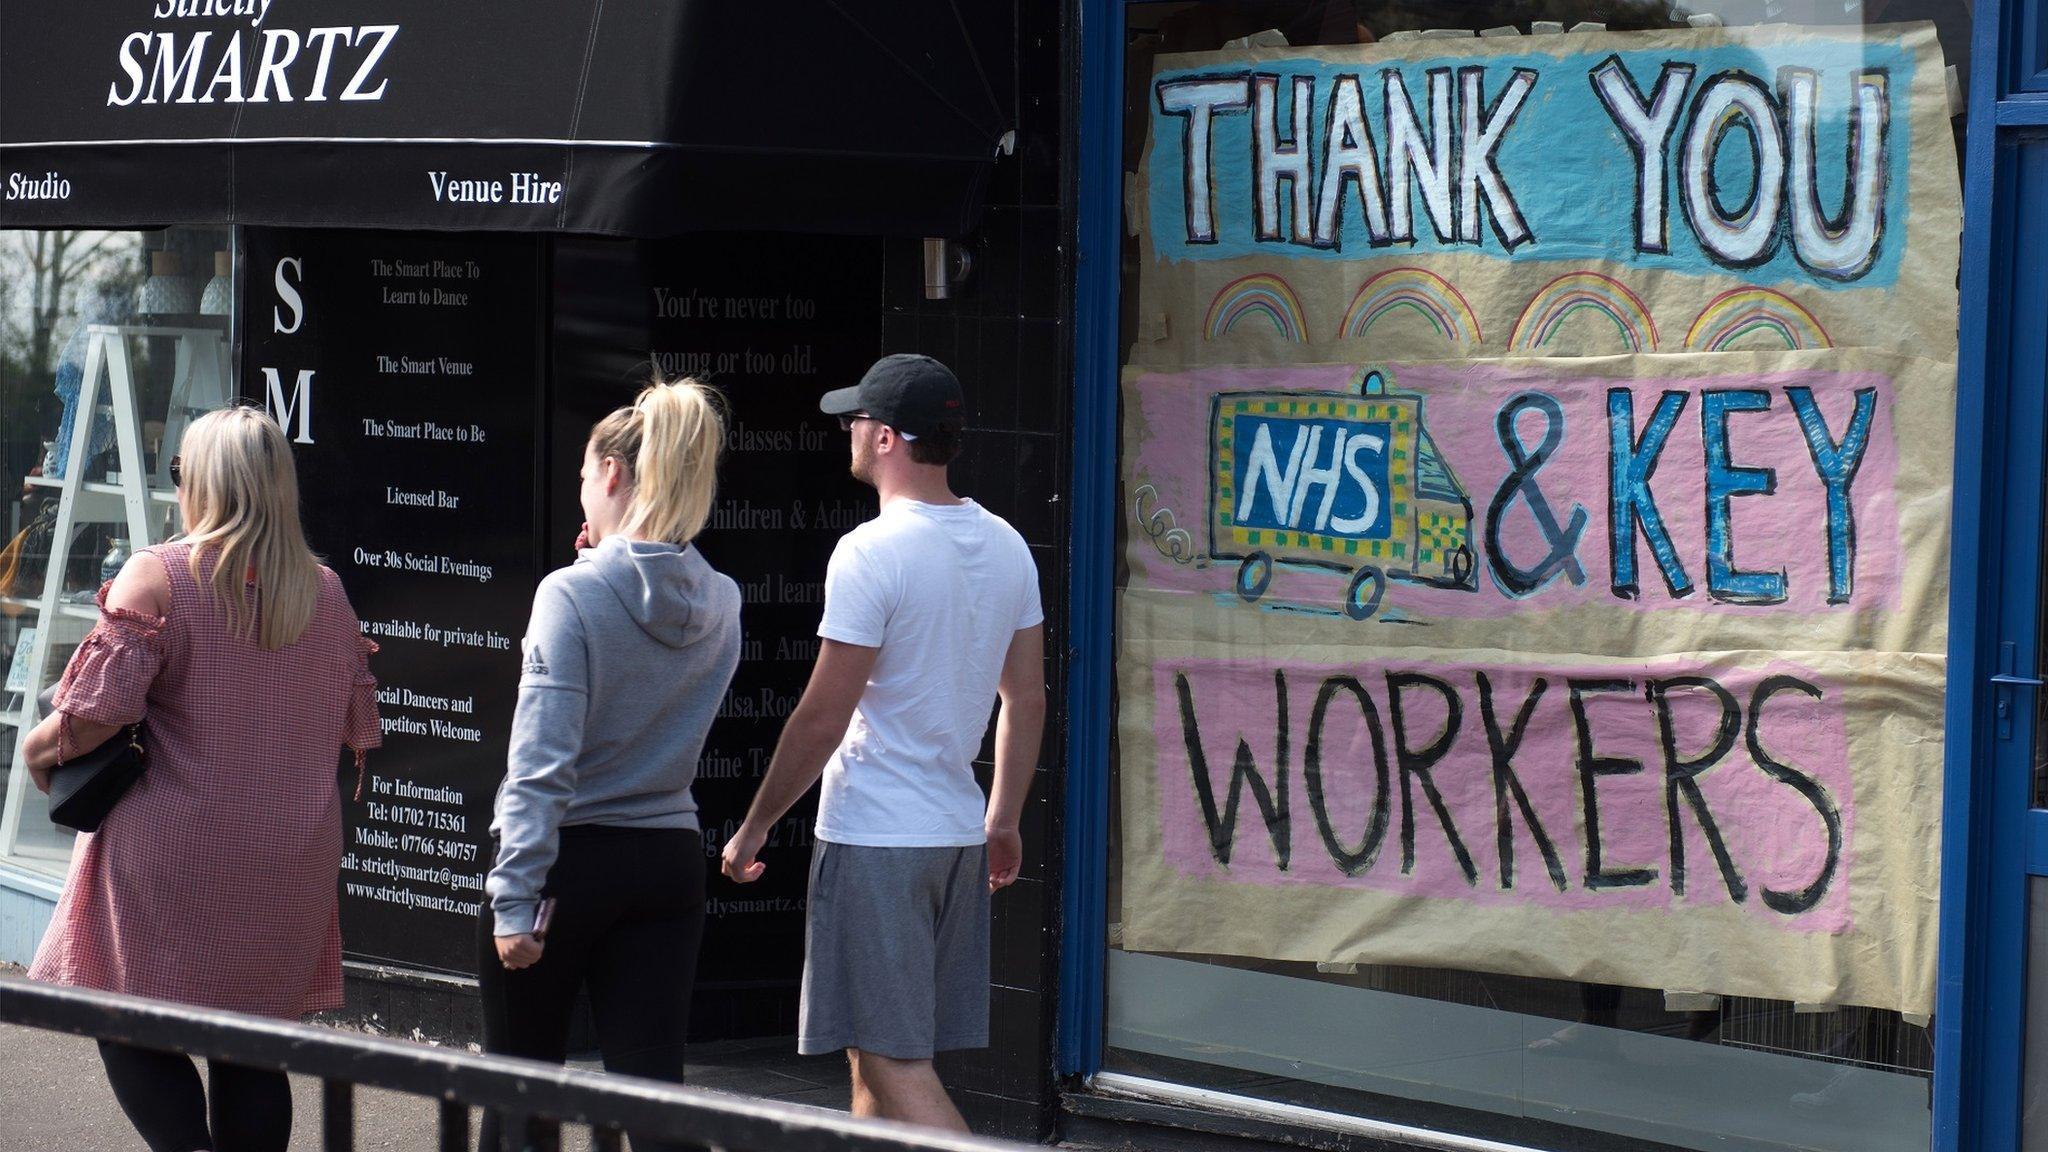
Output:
top-left (53, 604), bottom-right (98, 622)
top-left (0, 595), bottom-right (37, 613)
top-left (5, 843), bottom-right (72, 867)
top-left (25, 476), bottom-right (175, 505)
top-left (94, 321), bottom-right (229, 338)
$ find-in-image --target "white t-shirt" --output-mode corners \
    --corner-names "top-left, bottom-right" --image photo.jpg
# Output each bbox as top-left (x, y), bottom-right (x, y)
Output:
top-left (814, 498), bottom-right (1042, 847)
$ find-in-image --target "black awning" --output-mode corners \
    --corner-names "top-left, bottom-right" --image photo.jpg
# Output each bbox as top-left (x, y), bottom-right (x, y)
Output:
top-left (0, 2), bottom-right (1013, 237)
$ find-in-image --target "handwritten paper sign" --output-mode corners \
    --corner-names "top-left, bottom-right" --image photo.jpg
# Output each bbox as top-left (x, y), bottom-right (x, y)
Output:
top-left (1118, 23), bottom-right (1960, 1016)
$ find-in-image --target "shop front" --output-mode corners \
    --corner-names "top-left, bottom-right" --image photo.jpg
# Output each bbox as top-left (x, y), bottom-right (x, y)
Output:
top-left (1056, 2), bottom-right (2048, 1152)
top-left (0, 1), bottom-right (1070, 1137)
top-left (16, 2), bottom-right (2048, 1151)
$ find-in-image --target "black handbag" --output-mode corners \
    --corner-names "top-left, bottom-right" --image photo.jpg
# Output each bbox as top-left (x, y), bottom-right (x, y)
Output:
top-left (34, 685), bottom-right (146, 833)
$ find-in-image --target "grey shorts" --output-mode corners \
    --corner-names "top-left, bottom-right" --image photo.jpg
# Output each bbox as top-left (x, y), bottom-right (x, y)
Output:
top-left (798, 840), bottom-right (990, 1059)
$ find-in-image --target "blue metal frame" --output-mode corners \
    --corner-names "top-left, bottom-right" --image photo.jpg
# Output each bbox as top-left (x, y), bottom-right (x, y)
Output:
top-left (1934, 4), bottom-right (2010, 1147)
top-left (2017, 1), bottom-right (2048, 93)
top-left (1974, 144), bottom-right (2048, 1152)
top-left (1057, 0), bottom-right (1124, 1080)
top-left (1939, 2), bottom-right (2048, 1149)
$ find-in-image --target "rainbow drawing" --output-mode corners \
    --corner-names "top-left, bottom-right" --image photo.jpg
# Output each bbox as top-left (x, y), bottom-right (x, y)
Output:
top-left (1684, 288), bottom-right (1833, 351)
top-left (1206, 273), bottom-right (1306, 342)
top-left (1338, 267), bottom-right (1482, 345)
top-left (1508, 271), bottom-right (1660, 353)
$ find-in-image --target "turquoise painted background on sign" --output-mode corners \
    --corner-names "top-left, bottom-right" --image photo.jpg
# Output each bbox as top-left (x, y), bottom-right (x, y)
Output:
top-left (1147, 35), bottom-right (1918, 289)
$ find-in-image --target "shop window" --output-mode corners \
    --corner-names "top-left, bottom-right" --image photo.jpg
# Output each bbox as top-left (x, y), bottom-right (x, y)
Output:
top-left (1106, 3), bottom-right (1969, 1151)
top-left (0, 227), bottom-right (236, 873)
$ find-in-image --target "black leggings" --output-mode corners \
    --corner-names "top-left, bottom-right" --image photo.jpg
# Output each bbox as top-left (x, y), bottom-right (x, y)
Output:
top-left (98, 1041), bottom-right (291, 1152)
top-left (478, 825), bottom-right (706, 1152)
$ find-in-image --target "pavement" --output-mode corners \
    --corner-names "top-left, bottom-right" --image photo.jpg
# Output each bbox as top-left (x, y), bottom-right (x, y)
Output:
top-left (0, 965), bottom-right (854, 1152)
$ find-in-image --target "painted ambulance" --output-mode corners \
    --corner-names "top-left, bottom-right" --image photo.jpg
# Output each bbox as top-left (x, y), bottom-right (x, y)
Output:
top-left (1208, 368), bottom-right (1475, 619)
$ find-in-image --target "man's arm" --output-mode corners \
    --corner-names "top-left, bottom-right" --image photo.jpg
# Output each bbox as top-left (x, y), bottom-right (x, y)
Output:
top-left (721, 638), bottom-right (879, 883)
top-left (985, 624), bottom-right (1046, 891)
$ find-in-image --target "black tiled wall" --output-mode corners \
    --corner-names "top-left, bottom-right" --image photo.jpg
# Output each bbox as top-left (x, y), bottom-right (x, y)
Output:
top-left (906, 1), bottom-right (1072, 1143)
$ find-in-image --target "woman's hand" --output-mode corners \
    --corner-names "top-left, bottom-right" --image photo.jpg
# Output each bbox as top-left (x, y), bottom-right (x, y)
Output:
top-left (574, 522), bottom-right (592, 550)
top-left (495, 933), bottom-right (544, 970)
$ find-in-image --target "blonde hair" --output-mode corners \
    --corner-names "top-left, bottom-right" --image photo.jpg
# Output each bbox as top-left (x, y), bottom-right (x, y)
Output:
top-left (589, 375), bottom-right (725, 546)
top-left (177, 406), bottom-right (323, 651)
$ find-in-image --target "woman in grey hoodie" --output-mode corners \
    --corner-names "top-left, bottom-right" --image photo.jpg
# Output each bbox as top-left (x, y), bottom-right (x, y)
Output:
top-left (479, 376), bottom-right (741, 1152)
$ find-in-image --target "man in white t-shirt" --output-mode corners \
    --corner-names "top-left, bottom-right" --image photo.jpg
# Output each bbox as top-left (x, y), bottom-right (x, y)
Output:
top-left (721, 354), bottom-right (1045, 1132)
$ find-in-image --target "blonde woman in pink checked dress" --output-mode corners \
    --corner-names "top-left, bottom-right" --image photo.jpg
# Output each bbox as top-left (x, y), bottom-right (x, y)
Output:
top-left (23, 407), bottom-right (381, 1152)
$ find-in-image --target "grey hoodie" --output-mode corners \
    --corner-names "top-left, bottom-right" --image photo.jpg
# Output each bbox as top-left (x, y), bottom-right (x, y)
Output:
top-left (486, 535), bottom-right (741, 935)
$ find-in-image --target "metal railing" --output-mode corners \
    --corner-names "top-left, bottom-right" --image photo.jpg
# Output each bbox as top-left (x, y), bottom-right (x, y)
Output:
top-left (0, 979), bottom-right (1037, 1152)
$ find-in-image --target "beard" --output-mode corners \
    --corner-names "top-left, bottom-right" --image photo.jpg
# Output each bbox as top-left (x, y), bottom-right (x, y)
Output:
top-left (849, 437), bottom-right (875, 485)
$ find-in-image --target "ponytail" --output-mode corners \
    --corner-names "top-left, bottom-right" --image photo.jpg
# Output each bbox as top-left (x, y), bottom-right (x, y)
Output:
top-left (589, 373), bottom-right (725, 546)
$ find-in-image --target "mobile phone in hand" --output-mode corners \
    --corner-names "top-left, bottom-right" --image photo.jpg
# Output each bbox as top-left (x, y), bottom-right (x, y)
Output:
top-left (533, 897), bottom-right (556, 940)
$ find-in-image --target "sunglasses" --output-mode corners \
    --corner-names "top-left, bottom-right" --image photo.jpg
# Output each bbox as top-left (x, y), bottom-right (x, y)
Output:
top-left (168, 455), bottom-right (183, 488)
top-left (836, 413), bottom-right (871, 432)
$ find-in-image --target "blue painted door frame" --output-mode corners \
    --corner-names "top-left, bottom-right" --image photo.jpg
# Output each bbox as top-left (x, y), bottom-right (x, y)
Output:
top-left (1057, 6), bottom-right (2033, 1152)
top-left (1057, 0), bottom-right (1122, 1083)
top-left (1948, 1), bottom-right (2048, 1149)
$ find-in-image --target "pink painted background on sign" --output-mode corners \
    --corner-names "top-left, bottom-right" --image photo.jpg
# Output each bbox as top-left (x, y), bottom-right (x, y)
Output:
top-left (1127, 363), bottom-right (1902, 618)
top-left (1152, 655), bottom-right (1853, 932)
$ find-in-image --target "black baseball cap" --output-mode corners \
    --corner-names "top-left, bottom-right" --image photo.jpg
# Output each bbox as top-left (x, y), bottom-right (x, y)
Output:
top-left (819, 354), bottom-right (965, 440)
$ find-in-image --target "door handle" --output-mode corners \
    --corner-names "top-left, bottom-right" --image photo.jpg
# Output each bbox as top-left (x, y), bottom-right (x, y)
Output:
top-left (1995, 644), bottom-right (2044, 741)
top-left (1994, 651), bottom-right (2045, 740)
